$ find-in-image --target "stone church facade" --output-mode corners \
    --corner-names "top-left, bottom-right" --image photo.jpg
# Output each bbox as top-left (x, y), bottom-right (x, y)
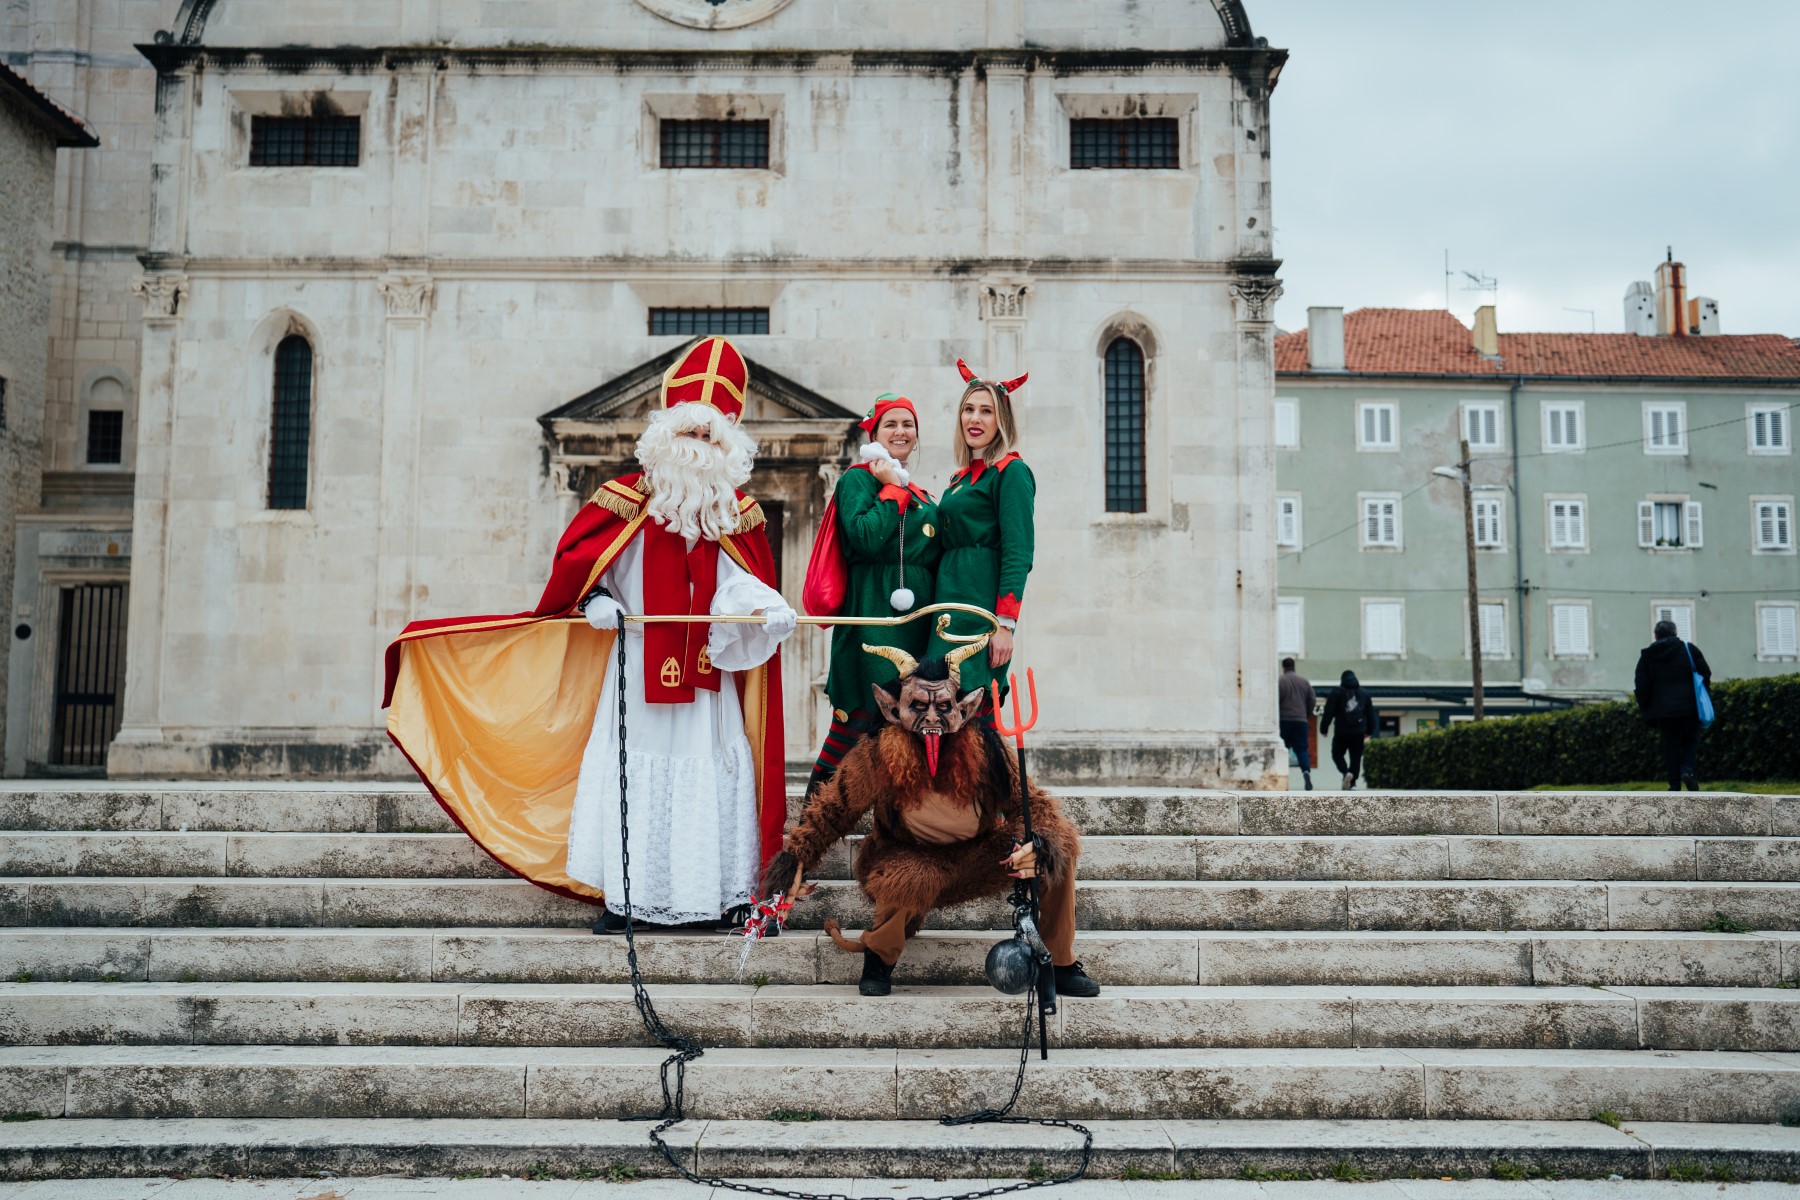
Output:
top-left (24, 0), bottom-right (1288, 785)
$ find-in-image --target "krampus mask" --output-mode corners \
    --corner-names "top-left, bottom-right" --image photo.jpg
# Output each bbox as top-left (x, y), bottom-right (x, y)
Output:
top-left (864, 637), bottom-right (990, 778)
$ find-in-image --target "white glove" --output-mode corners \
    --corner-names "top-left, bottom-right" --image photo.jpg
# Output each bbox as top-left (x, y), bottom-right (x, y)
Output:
top-left (760, 605), bottom-right (798, 639)
top-left (582, 594), bottom-right (624, 631)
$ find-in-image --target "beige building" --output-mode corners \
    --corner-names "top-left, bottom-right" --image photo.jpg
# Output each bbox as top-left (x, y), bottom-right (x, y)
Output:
top-left (13, 0), bottom-right (1288, 787)
top-left (0, 60), bottom-right (101, 775)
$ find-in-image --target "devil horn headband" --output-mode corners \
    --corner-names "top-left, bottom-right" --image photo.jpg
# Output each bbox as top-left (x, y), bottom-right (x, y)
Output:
top-left (955, 358), bottom-right (1028, 399)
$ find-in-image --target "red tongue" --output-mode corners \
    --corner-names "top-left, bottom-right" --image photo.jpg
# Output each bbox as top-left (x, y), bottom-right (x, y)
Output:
top-left (925, 732), bottom-right (941, 777)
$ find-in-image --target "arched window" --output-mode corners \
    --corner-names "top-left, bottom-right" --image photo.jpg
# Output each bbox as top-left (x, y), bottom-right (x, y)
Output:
top-left (1104, 337), bottom-right (1147, 513)
top-left (268, 335), bottom-right (313, 509)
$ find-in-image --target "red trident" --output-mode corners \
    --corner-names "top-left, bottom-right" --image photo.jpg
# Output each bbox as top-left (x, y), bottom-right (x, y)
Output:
top-left (990, 668), bottom-right (1055, 1058)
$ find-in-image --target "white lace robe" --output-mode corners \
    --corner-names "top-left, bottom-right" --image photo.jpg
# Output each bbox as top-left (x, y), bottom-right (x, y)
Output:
top-left (565, 535), bottom-right (787, 923)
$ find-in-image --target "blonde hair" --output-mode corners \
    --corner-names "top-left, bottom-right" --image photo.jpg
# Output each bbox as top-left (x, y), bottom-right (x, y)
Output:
top-left (953, 382), bottom-right (1018, 469)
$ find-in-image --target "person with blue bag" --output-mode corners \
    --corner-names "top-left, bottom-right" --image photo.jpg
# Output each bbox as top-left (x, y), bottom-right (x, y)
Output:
top-left (1634, 619), bottom-right (1714, 792)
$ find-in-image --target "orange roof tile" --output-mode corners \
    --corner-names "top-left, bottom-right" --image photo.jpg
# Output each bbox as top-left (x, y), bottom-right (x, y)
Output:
top-left (0, 62), bottom-right (99, 148)
top-left (1276, 308), bottom-right (1800, 381)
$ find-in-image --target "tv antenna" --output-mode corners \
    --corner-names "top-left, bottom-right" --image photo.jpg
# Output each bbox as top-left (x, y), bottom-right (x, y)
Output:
top-left (1563, 307), bottom-right (1596, 332)
top-left (1461, 269), bottom-right (1498, 302)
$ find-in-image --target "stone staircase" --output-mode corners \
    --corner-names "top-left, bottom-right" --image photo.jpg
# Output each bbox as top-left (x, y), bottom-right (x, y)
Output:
top-left (4, 782), bottom-right (1800, 1183)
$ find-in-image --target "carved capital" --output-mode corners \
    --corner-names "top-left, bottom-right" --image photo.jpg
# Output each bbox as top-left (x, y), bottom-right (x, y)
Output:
top-left (1229, 276), bottom-right (1284, 324)
top-left (132, 273), bottom-right (188, 321)
top-left (379, 274), bottom-right (435, 319)
top-left (980, 279), bottom-right (1032, 323)
top-left (816, 461), bottom-right (844, 494)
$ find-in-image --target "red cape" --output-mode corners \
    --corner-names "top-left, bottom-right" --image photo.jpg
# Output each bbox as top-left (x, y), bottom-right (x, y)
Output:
top-left (382, 474), bottom-right (787, 904)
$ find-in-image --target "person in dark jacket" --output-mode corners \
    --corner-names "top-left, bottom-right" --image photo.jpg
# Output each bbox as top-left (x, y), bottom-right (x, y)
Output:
top-left (1634, 619), bottom-right (1713, 792)
top-left (1318, 670), bottom-right (1378, 790)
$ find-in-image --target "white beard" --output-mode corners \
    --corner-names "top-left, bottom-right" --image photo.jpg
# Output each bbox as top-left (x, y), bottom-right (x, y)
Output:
top-left (637, 405), bottom-right (758, 543)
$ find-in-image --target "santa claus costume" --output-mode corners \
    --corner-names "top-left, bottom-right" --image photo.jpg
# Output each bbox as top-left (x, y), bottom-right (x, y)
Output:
top-left (382, 336), bottom-right (795, 930)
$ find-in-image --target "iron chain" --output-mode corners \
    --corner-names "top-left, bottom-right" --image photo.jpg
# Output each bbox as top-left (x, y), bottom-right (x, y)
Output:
top-left (610, 627), bottom-right (1090, 1198)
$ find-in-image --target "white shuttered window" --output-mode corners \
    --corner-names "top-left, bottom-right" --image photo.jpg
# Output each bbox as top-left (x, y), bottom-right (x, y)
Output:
top-left (1358, 402), bottom-right (1397, 449)
top-left (1362, 599), bottom-right (1405, 657)
top-left (1637, 500), bottom-right (1702, 549)
top-left (1760, 603), bottom-right (1799, 659)
top-left (1277, 597), bottom-right (1304, 656)
top-left (1749, 404), bottom-right (1790, 454)
top-left (1551, 601), bottom-right (1593, 658)
top-left (1754, 499), bottom-right (1795, 552)
top-left (1543, 403), bottom-right (1584, 451)
top-left (1462, 402), bottom-right (1502, 450)
top-left (1276, 495), bottom-right (1302, 548)
top-left (1274, 398), bottom-right (1300, 448)
top-left (1548, 497), bottom-right (1587, 550)
top-left (1645, 403), bottom-right (1687, 453)
top-left (1654, 602), bottom-right (1694, 643)
top-left (1473, 492), bottom-right (1505, 549)
top-left (1360, 495), bottom-right (1401, 548)
top-left (1477, 600), bottom-right (1508, 658)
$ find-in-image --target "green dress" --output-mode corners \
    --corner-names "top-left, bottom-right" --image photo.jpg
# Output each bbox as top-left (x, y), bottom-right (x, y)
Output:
top-left (927, 453), bottom-right (1035, 703)
top-left (823, 466), bottom-right (942, 718)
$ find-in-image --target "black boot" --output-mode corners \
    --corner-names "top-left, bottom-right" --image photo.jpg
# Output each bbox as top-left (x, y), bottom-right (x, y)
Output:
top-left (1683, 774), bottom-right (1700, 792)
top-left (1054, 961), bottom-right (1102, 998)
top-left (1302, 770), bottom-right (1313, 791)
top-left (591, 909), bottom-right (628, 935)
top-left (859, 950), bottom-right (894, 997)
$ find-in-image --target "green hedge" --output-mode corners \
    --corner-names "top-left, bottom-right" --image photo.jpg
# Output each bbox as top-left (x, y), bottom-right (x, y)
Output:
top-left (1363, 673), bottom-right (1800, 791)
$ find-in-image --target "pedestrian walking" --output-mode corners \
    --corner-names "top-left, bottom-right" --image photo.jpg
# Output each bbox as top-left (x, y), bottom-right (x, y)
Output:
top-left (1319, 670), bottom-right (1377, 790)
top-left (1634, 619), bottom-right (1713, 792)
top-left (1277, 658), bottom-right (1317, 790)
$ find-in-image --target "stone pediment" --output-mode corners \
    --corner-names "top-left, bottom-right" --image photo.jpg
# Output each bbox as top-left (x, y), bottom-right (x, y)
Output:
top-left (539, 341), bottom-right (859, 428)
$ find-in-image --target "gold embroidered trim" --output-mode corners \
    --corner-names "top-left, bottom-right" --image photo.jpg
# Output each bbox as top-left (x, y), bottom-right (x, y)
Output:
top-left (735, 499), bottom-right (766, 533)
top-left (590, 485), bottom-right (643, 521)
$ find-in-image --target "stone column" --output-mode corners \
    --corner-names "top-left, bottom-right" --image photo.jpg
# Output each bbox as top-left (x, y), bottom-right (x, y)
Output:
top-left (979, 279), bottom-right (1031, 379)
top-left (370, 273), bottom-right (434, 723)
top-left (1229, 273), bottom-right (1285, 785)
top-left (109, 272), bottom-right (187, 766)
top-left (982, 65), bottom-right (1025, 260)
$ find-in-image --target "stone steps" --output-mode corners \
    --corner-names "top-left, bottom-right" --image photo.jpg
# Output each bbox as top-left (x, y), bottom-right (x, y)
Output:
top-left (8, 874), bottom-right (1800, 931)
top-left (11, 1117), bottom-right (1798, 1182)
top-left (5, 926), bottom-right (1792, 987)
top-left (4, 785), bottom-right (1791, 838)
top-left (6, 981), bottom-right (1800, 1053)
top-left (7, 830), bottom-right (1800, 882)
top-left (6, 1044), bottom-right (1800, 1123)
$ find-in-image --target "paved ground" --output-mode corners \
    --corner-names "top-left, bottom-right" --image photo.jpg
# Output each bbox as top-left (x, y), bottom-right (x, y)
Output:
top-left (1, 1180), bottom-right (1794, 1198)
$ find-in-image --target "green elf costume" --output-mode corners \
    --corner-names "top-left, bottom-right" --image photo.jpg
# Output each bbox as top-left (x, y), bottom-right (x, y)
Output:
top-left (927, 360), bottom-right (1034, 707)
top-left (810, 394), bottom-right (941, 791)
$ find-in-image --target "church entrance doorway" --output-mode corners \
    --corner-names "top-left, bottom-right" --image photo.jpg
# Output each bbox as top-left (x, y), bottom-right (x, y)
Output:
top-left (50, 582), bottom-right (128, 771)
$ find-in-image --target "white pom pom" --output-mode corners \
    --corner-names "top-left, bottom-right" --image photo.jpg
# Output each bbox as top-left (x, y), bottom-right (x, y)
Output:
top-left (860, 443), bottom-right (886, 463)
top-left (890, 587), bottom-right (915, 612)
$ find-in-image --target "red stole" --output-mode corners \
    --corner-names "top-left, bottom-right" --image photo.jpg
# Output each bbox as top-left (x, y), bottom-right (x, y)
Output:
top-left (641, 519), bottom-right (723, 703)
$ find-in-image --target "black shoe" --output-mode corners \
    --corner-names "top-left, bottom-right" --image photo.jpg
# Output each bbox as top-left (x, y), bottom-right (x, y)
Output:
top-left (1683, 775), bottom-right (1700, 792)
top-left (1302, 771), bottom-right (1314, 791)
top-left (859, 950), bottom-right (894, 997)
top-left (591, 909), bottom-right (628, 935)
top-left (1054, 961), bottom-right (1102, 998)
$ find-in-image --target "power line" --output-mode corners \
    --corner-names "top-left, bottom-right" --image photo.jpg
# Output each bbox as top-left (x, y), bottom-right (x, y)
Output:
top-left (1473, 400), bottom-right (1796, 465)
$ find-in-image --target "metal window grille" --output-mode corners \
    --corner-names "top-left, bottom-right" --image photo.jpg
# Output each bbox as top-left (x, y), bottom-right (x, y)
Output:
top-left (86, 410), bottom-right (124, 464)
top-left (268, 336), bottom-right (313, 510)
top-left (1070, 118), bottom-right (1179, 169)
top-left (659, 119), bottom-right (770, 168)
top-left (50, 582), bottom-right (127, 769)
top-left (648, 308), bottom-right (770, 336)
top-left (1104, 337), bottom-right (1147, 513)
top-left (249, 116), bottom-right (361, 167)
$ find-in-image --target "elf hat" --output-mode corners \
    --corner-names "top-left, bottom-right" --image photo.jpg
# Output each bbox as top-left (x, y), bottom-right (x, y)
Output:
top-left (859, 393), bottom-right (918, 434)
top-left (661, 336), bottom-right (749, 421)
top-left (955, 359), bottom-right (1028, 400)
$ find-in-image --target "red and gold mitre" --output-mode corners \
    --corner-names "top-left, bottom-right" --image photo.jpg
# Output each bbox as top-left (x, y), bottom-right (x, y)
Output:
top-left (662, 336), bottom-right (749, 420)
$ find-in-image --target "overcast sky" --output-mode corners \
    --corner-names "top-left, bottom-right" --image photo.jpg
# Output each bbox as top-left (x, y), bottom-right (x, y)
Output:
top-left (1256, 0), bottom-right (1800, 337)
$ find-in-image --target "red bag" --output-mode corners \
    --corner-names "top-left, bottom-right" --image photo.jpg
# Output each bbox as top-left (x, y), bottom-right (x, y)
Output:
top-left (802, 495), bottom-right (849, 620)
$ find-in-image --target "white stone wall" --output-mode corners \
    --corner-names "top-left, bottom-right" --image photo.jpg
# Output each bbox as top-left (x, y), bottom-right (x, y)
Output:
top-left (115, 0), bottom-right (1284, 785)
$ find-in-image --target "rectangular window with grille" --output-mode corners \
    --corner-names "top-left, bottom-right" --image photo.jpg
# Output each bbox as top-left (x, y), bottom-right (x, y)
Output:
top-left (1275, 495), bottom-right (1302, 548)
top-left (1550, 601), bottom-right (1593, 658)
top-left (1749, 404), bottom-right (1791, 454)
top-left (659, 119), bottom-right (770, 168)
top-left (1543, 402), bottom-right (1584, 451)
top-left (1753, 497), bottom-right (1795, 553)
top-left (1654, 601), bottom-right (1695, 643)
top-left (1104, 338), bottom-right (1147, 513)
top-left (249, 115), bottom-right (361, 167)
top-left (1069, 118), bottom-right (1179, 169)
top-left (1644, 402), bottom-right (1687, 453)
top-left (1357, 401), bottom-right (1397, 449)
top-left (1359, 494), bottom-right (1401, 549)
top-left (1276, 597), bottom-right (1304, 657)
top-left (648, 308), bottom-right (770, 336)
top-left (1462, 401), bottom-right (1502, 450)
top-left (1472, 492), bottom-right (1505, 550)
top-left (1547, 497), bottom-right (1587, 550)
top-left (1361, 599), bottom-right (1405, 658)
top-left (1760, 603), bottom-right (1799, 660)
top-left (86, 410), bottom-right (124, 465)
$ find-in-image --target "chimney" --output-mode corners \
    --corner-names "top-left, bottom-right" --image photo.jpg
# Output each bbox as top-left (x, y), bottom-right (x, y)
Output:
top-left (1473, 305), bottom-right (1499, 357)
top-left (1306, 306), bottom-right (1345, 371)
top-left (1624, 281), bottom-right (1656, 336)
top-left (1688, 296), bottom-right (1720, 336)
top-left (1654, 250), bottom-right (1688, 336)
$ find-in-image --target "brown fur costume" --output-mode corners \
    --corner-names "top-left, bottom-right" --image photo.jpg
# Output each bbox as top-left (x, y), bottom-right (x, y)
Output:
top-left (766, 722), bottom-right (1082, 967)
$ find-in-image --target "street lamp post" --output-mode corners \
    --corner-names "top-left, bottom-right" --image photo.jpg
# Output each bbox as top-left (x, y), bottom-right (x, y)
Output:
top-left (1433, 438), bottom-right (1484, 721)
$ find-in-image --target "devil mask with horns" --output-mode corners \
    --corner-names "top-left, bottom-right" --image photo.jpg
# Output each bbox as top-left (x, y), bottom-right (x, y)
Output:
top-left (864, 638), bottom-right (989, 777)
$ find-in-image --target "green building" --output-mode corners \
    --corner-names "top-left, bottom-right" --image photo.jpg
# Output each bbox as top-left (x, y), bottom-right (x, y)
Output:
top-left (1273, 270), bottom-right (1799, 733)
